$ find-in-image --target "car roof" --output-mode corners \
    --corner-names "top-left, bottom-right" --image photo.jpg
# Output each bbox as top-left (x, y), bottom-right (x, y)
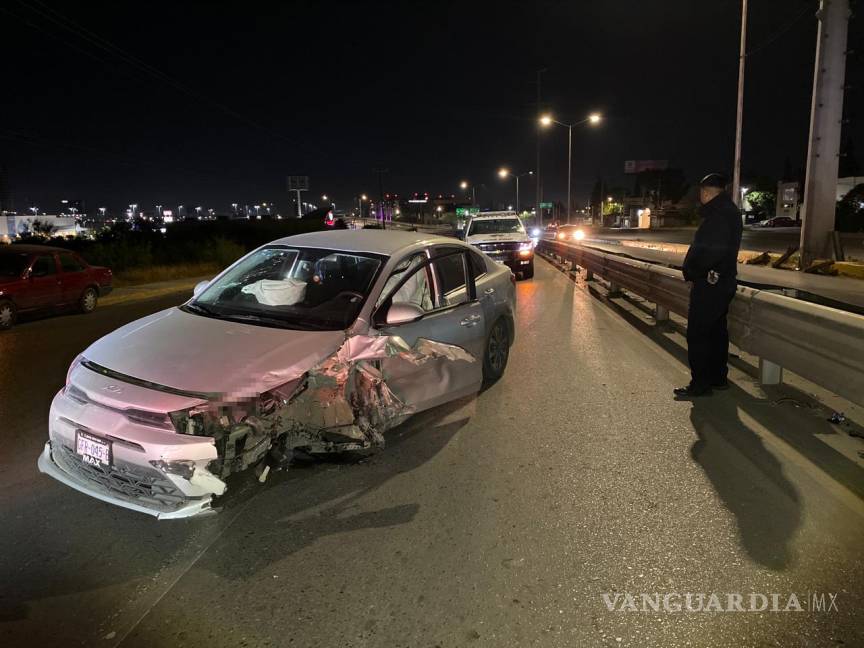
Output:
top-left (0, 244), bottom-right (69, 254)
top-left (271, 229), bottom-right (459, 255)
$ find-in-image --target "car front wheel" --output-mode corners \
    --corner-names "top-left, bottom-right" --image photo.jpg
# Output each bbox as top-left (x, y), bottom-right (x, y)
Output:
top-left (521, 261), bottom-right (535, 279)
top-left (0, 300), bottom-right (16, 330)
top-left (79, 287), bottom-right (98, 314)
top-left (482, 317), bottom-right (510, 386)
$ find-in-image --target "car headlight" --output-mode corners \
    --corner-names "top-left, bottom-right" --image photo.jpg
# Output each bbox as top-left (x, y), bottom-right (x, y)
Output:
top-left (574, 229), bottom-right (586, 240)
top-left (66, 353), bottom-right (84, 385)
top-left (518, 241), bottom-right (533, 251)
top-left (530, 227), bottom-right (540, 237)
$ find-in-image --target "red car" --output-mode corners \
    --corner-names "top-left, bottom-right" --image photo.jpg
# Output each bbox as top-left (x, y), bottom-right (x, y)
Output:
top-left (0, 245), bottom-right (113, 330)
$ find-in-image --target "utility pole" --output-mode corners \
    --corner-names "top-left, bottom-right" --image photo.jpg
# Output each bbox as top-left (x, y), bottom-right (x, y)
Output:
top-left (535, 67), bottom-right (547, 227)
top-left (732, 0), bottom-right (748, 209)
top-left (799, 0), bottom-right (851, 267)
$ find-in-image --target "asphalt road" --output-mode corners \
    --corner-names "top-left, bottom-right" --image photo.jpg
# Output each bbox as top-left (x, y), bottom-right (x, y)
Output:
top-left (2, 262), bottom-right (863, 647)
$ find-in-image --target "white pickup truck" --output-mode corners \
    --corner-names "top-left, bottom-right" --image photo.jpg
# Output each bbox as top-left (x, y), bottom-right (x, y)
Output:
top-left (464, 212), bottom-right (534, 279)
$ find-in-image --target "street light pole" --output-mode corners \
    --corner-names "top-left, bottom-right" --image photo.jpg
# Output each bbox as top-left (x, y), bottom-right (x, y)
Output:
top-left (732, 0), bottom-right (748, 208)
top-left (499, 169), bottom-right (533, 214)
top-left (539, 113), bottom-right (602, 225)
top-left (516, 176), bottom-right (520, 214)
top-left (567, 123), bottom-right (572, 224)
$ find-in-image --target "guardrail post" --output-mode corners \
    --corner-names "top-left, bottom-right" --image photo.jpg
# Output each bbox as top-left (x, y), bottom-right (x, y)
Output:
top-left (607, 281), bottom-right (622, 297)
top-left (585, 270), bottom-right (594, 281)
top-left (759, 358), bottom-right (783, 386)
top-left (655, 305), bottom-right (669, 324)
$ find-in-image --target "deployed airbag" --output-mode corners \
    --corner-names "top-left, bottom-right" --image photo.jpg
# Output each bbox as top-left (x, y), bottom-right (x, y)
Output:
top-left (241, 278), bottom-right (307, 306)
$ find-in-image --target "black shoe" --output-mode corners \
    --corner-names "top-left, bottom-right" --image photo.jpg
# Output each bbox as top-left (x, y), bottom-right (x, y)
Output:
top-left (673, 384), bottom-right (713, 397)
top-left (711, 380), bottom-right (730, 390)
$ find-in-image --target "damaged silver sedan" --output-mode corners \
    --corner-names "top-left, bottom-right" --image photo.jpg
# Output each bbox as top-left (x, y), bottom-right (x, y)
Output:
top-left (38, 230), bottom-right (517, 518)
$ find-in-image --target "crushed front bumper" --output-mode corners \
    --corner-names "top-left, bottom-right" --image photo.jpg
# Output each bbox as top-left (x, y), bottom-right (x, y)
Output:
top-left (38, 441), bottom-right (215, 519)
top-left (38, 382), bottom-right (224, 520)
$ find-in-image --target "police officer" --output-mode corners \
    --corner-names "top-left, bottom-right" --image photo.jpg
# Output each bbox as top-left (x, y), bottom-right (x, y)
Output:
top-left (674, 173), bottom-right (743, 397)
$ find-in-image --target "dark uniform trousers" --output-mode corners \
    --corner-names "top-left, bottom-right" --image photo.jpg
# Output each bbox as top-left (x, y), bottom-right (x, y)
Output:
top-left (686, 279), bottom-right (736, 388)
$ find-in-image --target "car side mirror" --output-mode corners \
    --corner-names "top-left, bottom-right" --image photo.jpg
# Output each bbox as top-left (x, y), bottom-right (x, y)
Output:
top-left (385, 301), bottom-right (425, 325)
top-left (192, 279), bottom-right (211, 297)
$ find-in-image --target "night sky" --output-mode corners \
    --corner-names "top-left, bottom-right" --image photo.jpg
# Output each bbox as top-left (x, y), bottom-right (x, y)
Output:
top-left (2, 0), bottom-right (862, 214)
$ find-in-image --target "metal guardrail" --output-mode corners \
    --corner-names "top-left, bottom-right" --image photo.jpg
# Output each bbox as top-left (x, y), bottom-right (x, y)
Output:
top-left (538, 239), bottom-right (864, 407)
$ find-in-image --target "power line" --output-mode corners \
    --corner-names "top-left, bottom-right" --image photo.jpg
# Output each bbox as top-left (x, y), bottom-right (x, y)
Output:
top-left (745, 4), bottom-right (814, 58)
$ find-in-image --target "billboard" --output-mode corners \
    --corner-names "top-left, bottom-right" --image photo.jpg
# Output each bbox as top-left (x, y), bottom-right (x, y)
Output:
top-left (624, 160), bottom-right (669, 174)
top-left (287, 175), bottom-right (309, 191)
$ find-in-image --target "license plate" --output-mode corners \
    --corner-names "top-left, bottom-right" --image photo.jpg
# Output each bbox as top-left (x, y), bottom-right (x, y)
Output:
top-left (76, 430), bottom-right (112, 468)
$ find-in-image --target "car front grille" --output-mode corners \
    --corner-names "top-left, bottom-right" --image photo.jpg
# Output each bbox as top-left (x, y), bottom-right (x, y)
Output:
top-left (53, 442), bottom-right (189, 512)
top-left (477, 242), bottom-right (521, 253)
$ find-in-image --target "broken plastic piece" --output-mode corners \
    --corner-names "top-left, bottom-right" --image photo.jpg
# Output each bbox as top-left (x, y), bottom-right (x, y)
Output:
top-left (189, 466), bottom-right (227, 495)
top-left (828, 411), bottom-right (846, 425)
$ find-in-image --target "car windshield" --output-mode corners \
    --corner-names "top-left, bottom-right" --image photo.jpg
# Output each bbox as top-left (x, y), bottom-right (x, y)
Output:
top-left (467, 219), bottom-right (525, 236)
top-left (187, 246), bottom-right (384, 331)
top-left (0, 252), bottom-right (30, 277)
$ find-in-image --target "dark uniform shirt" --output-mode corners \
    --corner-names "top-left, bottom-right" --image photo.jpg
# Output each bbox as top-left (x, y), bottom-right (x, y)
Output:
top-left (682, 193), bottom-right (743, 285)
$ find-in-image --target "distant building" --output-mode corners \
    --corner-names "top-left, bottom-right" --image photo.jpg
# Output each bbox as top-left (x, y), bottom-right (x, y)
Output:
top-left (776, 181), bottom-right (800, 220)
top-left (837, 176), bottom-right (864, 201)
top-left (2, 214), bottom-right (82, 238)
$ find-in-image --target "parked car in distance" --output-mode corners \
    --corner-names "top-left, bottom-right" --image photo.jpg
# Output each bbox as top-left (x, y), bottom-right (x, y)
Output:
top-left (464, 212), bottom-right (535, 279)
top-left (756, 216), bottom-right (800, 228)
top-left (0, 244), bottom-right (113, 330)
top-left (38, 230), bottom-right (517, 518)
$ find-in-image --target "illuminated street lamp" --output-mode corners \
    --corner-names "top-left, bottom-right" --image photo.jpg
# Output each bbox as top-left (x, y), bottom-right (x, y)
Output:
top-left (539, 112), bottom-right (603, 223)
top-left (498, 168), bottom-right (533, 214)
top-left (459, 180), bottom-right (476, 205)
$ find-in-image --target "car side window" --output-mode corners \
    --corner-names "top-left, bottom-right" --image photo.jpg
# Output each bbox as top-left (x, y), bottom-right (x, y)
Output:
top-left (31, 255), bottom-right (57, 277)
top-left (469, 251), bottom-right (487, 279)
top-left (433, 249), bottom-right (469, 306)
top-left (59, 252), bottom-right (86, 273)
top-left (378, 253), bottom-right (434, 312)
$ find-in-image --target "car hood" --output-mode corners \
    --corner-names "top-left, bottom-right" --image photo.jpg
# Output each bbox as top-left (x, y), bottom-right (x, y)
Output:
top-left (466, 232), bottom-right (529, 244)
top-left (83, 307), bottom-right (347, 397)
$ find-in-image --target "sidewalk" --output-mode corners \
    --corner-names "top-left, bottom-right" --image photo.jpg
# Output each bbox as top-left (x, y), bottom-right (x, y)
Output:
top-left (101, 275), bottom-right (210, 307)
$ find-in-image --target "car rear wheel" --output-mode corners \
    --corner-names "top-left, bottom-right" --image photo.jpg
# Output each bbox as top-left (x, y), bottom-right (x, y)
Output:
top-left (482, 317), bottom-right (510, 386)
top-left (0, 300), bottom-right (16, 330)
top-left (79, 287), bottom-right (98, 314)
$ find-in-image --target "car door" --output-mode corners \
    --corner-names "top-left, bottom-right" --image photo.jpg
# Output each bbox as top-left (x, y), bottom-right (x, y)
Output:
top-left (23, 253), bottom-right (62, 309)
top-left (375, 246), bottom-right (485, 413)
top-left (57, 252), bottom-right (89, 305)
